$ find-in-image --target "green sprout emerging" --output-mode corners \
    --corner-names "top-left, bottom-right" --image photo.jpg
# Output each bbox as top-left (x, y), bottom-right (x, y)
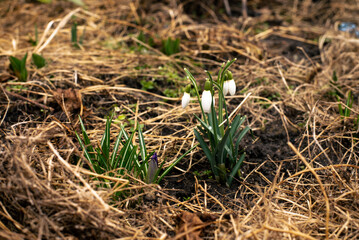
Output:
top-left (75, 113), bottom-right (194, 185)
top-left (183, 59), bottom-right (250, 187)
top-left (162, 37), bottom-right (180, 56)
top-left (9, 53), bottom-right (28, 82)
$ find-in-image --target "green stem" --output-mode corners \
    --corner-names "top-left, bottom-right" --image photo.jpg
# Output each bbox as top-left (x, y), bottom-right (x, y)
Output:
top-left (184, 68), bottom-right (208, 124)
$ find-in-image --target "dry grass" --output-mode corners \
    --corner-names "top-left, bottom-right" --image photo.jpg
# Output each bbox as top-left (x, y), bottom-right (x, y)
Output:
top-left (1, 0), bottom-right (359, 239)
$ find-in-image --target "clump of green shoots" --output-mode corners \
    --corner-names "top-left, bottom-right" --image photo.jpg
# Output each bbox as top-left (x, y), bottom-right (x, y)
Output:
top-left (9, 52), bottom-right (46, 82)
top-left (162, 37), bottom-right (180, 56)
top-left (182, 59), bottom-right (250, 187)
top-left (337, 91), bottom-right (359, 133)
top-left (75, 113), bottom-right (195, 185)
top-left (71, 22), bottom-right (85, 48)
top-left (330, 71), bottom-right (359, 133)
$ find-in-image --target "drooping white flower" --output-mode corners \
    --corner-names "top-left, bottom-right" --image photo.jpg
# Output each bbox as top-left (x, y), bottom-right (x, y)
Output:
top-left (181, 84), bottom-right (191, 109)
top-left (181, 92), bottom-right (190, 108)
top-left (228, 79), bottom-right (236, 96)
top-left (201, 90), bottom-right (212, 113)
top-left (223, 80), bottom-right (230, 96)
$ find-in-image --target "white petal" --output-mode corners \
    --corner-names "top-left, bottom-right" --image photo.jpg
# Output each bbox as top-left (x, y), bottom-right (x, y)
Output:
top-left (181, 92), bottom-right (190, 108)
top-left (223, 81), bottom-right (229, 96)
top-left (228, 79), bottom-right (236, 96)
top-left (201, 90), bottom-right (212, 113)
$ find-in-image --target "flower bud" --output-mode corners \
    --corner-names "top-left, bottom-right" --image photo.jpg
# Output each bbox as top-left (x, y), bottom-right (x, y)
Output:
top-left (147, 153), bottom-right (158, 183)
top-left (181, 92), bottom-right (190, 108)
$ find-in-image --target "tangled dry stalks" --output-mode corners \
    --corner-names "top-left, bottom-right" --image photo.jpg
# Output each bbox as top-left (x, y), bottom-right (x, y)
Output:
top-left (1, 0), bottom-right (359, 239)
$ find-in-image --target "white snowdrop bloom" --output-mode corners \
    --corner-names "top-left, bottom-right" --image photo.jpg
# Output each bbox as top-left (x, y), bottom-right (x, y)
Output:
top-left (228, 79), bottom-right (236, 96)
top-left (181, 92), bottom-right (190, 108)
top-left (223, 80), bottom-right (230, 96)
top-left (201, 90), bottom-right (213, 113)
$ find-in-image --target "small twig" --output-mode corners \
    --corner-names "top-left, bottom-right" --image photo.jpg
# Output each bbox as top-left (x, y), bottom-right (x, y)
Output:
top-left (219, 92), bottom-right (252, 127)
top-left (5, 89), bottom-right (54, 111)
top-left (242, 0), bottom-right (247, 19)
top-left (0, 85), bottom-right (10, 126)
top-left (223, 0), bottom-right (231, 16)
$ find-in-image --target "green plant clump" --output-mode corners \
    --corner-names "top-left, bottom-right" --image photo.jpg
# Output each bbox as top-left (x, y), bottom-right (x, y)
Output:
top-left (162, 37), bottom-right (180, 56)
top-left (75, 113), bottom-right (195, 185)
top-left (183, 59), bottom-right (250, 187)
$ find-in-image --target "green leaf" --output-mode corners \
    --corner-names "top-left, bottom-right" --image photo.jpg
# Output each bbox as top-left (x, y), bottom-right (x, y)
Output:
top-left (156, 144), bottom-right (198, 183)
top-left (214, 126), bottom-right (233, 165)
top-left (75, 131), bottom-right (100, 173)
top-left (197, 125), bottom-right (215, 149)
top-left (118, 132), bottom-right (135, 170)
top-left (71, 22), bottom-right (78, 46)
top-left (140, 80), bottom-right (154, 90)
top-left (138, 125), bottom-right (148, 174)
top-left (227, 153), bottom-right (245, 187)
top-left (230, 115), bottom-right (246, 137)
top-left (344, 91), bottom-right (353, 117)
top-left (32, 53), bottom-right (46, 69)
top-left (100, 114), bottom-right (112, 162)
top-left (208, 111), bottom-right (220, 144)
top-left (110, 130), bottom-right (123, 168)
top-left (95, 147), bottom-right (109, 172)
top-left (194, 114), bottom-right (214, 136)
top-left (37, 0), bottom-right (52, 3)
top-left (123, 146), bottom-right (138, 172)
top-left (78, 116), bottom-right (96, 160)
top-left (234, 126), bottom-right (250, 160)
top-left (68, 0), bottom-right (85, 6)
top-left (20, 53), bottom-right (28, 81)
top-left (9, 54), bottom-right (27, 82)
top-left (9, 56), bottom-right (22, 72)
top-left (153, 157), bottom-right (166, 184)
top-left (194, 129), bottom-right (218, 177)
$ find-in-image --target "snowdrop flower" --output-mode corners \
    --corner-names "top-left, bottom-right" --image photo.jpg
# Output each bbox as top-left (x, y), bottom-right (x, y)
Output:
top-left (181, 85), bottom-right (191, 108)
top-left (223, 80), bottom-right (230, 96)
top-left (223, 71), bottom-right (236, 96)
top-left (227, 79), bottom-right (236, 96)
top-left (201, 80), bottom-right (214, 113)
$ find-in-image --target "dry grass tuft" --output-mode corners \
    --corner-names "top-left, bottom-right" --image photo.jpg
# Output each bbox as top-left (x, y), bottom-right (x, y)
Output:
top-left (1, 0), bottom-right (359, 239)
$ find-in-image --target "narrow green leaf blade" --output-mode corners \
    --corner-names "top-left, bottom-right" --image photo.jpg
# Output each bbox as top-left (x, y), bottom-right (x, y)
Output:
top-left (9, 56), bottom-right (22, 72)
top-left (95, 147), bottom-right (109, 172)
top-left (156, 144), bottom-right (197, 184)
top-left (227, 153), bottom-right (245, 187)
top-left (75, 131), bottom-right (100, 173)
top-left (214, 126), bottom-right (233, 164)
top-left (110, 130), bottom-right (123, 168)
top-left (138, 124), bottom-right (148, 173)
top-left (194, 114), bottom-right (214, 135)
top-left (194, 128), bottom-right (218, 177)
top-left (234, 126), bottom-right (250, 159)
